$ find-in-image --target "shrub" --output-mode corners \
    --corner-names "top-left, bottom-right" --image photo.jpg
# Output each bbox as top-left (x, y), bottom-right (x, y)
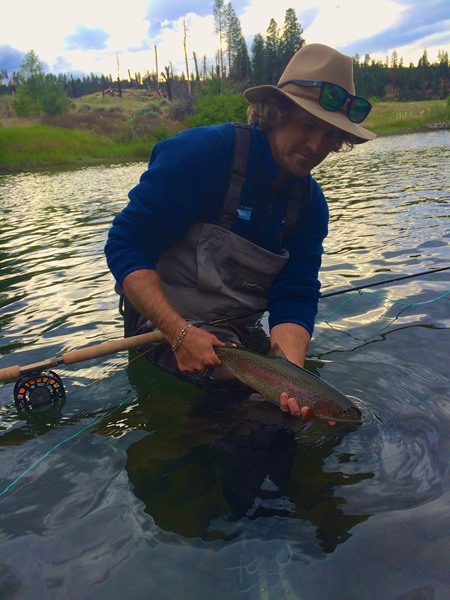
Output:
top-left (13, 51), bottom-right (70, 117)
top-left (135, 102), bottom-right (161, 117)
top-left (188, 93), bottom-right (248, 127)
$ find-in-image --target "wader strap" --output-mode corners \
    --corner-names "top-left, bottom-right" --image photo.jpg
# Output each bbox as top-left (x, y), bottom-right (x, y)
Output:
top-left (217, 123), bottom-right (308, 239)
top-left (217, 123), bottom-right (252, 230)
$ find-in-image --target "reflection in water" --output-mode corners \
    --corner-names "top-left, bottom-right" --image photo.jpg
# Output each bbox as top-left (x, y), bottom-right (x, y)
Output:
top-left (91, 356), bottom-right (373, 553)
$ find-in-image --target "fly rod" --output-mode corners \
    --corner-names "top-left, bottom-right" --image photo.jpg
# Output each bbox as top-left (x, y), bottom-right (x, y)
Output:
top-left (320, 265), bottom-right (450, 298)
top-left (0, 329), bottom-right (166, 383)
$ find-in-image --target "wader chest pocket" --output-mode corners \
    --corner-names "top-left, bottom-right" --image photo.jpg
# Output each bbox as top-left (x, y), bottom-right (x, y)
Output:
top-left (197, 225), bottom-right (288, 299)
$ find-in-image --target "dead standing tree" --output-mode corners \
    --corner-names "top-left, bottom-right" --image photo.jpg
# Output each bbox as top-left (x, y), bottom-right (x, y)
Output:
top-left (183, 20), bottom-right (192, 97)
top-left (161, 65), bottom-right (173, 101)
top-left (154, 45), bottom-right (159, 93)
top-left (115, 52), bottom-right (123, 97)
top-left (192, 52), bottom-right (200, 82)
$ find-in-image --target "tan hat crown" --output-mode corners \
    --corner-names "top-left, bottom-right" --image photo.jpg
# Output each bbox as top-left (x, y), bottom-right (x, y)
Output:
top-left (278, 43), bottom-right (355, 95)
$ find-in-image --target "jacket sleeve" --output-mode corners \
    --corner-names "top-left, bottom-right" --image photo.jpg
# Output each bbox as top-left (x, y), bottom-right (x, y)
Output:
top-left (267, 178), bottom-right (328, 336)
top-left (104, 125), bottom-right (233, 286)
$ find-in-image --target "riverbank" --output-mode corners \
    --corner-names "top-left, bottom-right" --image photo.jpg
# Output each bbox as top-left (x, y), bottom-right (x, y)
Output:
top-left (0, 93), bottom-right (448, 174)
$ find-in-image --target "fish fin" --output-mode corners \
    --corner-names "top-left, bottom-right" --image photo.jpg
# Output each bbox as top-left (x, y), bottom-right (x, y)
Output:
top-left (248, 392), bottom-right (269, 402)
top-left (267, 345), bottom-right (324, 380)
top-left (210, 365), bottom-right (236, 381)
top-left (267, 343), bottom-right (287, 359)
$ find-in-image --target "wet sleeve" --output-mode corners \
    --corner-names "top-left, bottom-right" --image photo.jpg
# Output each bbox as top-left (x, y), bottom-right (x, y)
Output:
top-left (104, 126), bottom-right (233, 286)
top-left (267, 180), bottom-right (329, 336)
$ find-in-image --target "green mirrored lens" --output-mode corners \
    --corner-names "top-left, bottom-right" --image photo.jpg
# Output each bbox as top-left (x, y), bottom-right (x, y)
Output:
top-left (348, 97), bottom-right (371, 123)
top-left (320, 83), bottom-right (347, 110)
top-left (278, 79), bottom-right (372, 124)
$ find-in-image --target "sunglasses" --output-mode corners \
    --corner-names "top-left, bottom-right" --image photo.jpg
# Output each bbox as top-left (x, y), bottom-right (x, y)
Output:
top-left (277, 79), bottom-right (372, 124)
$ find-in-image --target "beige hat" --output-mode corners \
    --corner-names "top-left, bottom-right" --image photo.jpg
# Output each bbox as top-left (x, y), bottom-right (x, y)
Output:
top-left (244, 43), bottom-right (376, 143)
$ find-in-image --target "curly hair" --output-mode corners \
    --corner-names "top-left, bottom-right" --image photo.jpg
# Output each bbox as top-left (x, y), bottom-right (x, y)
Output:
top-left (246, 95), bottom-right (354, 153)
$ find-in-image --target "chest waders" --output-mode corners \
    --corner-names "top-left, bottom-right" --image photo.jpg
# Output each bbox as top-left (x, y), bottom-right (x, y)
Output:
top-left (119, 125), bottom-right (307, 380)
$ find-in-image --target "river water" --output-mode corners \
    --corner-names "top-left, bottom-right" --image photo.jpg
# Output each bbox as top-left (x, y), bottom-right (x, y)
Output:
top-left (0, 131), bottom-right (449, 599)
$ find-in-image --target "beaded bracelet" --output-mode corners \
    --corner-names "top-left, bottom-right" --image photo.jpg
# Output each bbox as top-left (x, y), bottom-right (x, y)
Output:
top-left (171, 322), bottom-right (192, 352)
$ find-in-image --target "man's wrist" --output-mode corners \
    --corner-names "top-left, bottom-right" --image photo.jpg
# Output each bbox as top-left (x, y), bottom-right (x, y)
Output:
top-left (171, 322), bottom-right (192, 352)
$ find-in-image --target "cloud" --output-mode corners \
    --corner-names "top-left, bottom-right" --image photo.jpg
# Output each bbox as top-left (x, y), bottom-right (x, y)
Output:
top-left (300, 7), bottom-right (321, 31)
top-left (150, 13), bottom-right (218, 75)
top-left (372, 0), bottom-right (448, 48)
top-left (304, 0), bottom-right (407, 50)
top-left (240, 0), bottom-right (305, 38)
top-left (65, 26), bottom-right (109, 51)
top-left (147, 0), bottom-right (249, 26)
top-left (0, 45), bottom-right (26, 73)
top-left (53, 55), bottom-right (75, 74)
top-left (147, 0), bottom-right (211, 24)
top-left (0, 0), bottom-right (447, 77)
top-left (341, 0), bottom-right (450, 60)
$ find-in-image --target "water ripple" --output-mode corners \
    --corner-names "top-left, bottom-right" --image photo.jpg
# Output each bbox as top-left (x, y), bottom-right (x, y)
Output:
top-left (0, 132), bottom-right (449, 598)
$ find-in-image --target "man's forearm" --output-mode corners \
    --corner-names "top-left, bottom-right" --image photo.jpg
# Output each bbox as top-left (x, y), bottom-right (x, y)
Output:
top-left (270, 322), bottom-right (311, 367)
top-left (122, 269), bottom-right (185, 347)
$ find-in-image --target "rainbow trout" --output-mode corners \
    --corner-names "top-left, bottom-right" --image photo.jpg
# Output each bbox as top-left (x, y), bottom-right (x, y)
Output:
top-left (215, 344), bottom-right (362, 423)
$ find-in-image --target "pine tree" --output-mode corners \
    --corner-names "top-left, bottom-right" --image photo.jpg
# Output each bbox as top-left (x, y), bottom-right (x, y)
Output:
top-left (280, 9), bottom-right (304, 68)
top-left (224, 2), bottom-right (250, 83)
top-left (436, 50), bottom-right (449, 98)
top-left (265, 18), bottom-right (281, 83)
top-left (213, 0), bottom-right (226, 78)
top-left (250, 34), bottom-right (266, 85)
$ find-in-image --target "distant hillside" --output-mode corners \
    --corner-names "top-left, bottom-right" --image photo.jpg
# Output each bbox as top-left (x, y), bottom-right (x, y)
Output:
top-left (0, 90), bottom-right (448, 173)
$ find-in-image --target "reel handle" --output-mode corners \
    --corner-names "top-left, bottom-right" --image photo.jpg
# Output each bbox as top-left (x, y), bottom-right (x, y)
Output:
top-left (0, 365), bottom-right (21, 381)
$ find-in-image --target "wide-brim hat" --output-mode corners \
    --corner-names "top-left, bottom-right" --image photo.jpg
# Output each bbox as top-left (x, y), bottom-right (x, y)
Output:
top-left (244, 43), bottom-right (376, 143)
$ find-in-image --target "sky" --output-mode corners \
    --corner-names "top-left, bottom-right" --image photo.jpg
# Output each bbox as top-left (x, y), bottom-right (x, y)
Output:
top-left (0, 0), bottom-right (449, 79)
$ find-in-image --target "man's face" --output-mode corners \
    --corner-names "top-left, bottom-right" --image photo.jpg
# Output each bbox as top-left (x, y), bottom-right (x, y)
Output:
top-left (267, 109), bottom-right (345, 178)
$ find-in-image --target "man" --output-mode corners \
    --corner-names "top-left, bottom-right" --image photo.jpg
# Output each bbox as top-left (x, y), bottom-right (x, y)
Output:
top-left (105, 43), bottom-right (375, 417)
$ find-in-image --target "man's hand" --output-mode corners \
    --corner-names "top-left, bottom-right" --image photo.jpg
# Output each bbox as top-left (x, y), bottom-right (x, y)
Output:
top-left (279, 391), bottom-right (314, 419)
top-left (173, 325), bottom-right (225, 372)
top-left (279, 391), bottom-right (336, 425)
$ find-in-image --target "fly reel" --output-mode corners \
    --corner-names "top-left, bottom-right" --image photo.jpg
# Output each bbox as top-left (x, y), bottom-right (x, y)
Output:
top-left (13, 370), bottom-right (66, 411)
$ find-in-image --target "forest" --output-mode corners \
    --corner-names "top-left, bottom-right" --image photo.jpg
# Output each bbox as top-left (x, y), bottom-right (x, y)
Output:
top-left (0, 4), bottom-right (448, 120)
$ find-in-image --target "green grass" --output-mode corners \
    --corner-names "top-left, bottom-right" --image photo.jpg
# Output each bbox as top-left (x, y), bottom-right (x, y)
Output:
top-left (0, 124), bottom-right (151, 172)
top-left (0, 96), bottom-right (448, 173)
top-left (364, 99), bottom-right (449, 135)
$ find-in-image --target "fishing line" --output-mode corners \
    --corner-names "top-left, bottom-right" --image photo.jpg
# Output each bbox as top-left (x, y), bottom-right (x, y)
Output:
top-left (320, 289), bottom-right (450, 348)
top-left (322, 289), bottom-right (450, 324)
top-left (0, 352), bottom-right (163, 502)
top-left (206, 266), bottom-right (450, 327)
top-left (0, 395), bottom-right (133, 500)
top-left (320, 266), bottom-right (450, 299)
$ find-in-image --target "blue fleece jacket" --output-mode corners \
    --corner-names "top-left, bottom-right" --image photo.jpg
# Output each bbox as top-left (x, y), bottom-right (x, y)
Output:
top-left (105, 123), bottom-right (329, 335)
